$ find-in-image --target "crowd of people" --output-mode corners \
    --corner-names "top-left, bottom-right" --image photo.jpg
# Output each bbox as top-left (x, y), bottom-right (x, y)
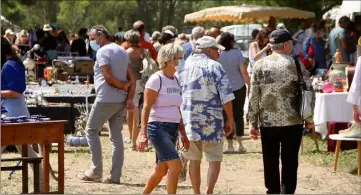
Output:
top-left (2, 24), bottom-right (101, 64)
top-left (73, 17), bottom-right (360, 194)
top-left (1, 14), bottom-right (361, 194)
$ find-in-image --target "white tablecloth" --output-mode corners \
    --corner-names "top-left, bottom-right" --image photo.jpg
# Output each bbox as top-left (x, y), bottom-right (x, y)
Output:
top-left (313, 92), bottom-right (353, 139)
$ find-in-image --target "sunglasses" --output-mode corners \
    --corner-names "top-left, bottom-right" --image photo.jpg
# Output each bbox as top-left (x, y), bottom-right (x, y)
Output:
top-left (210, 47), bottom-right (221, 54)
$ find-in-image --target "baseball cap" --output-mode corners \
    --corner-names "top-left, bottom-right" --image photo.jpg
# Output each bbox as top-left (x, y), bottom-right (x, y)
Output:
top-left (5, 29), bottom-right (14, 35)
top-left (269, 29), bottom-right (294, 44)
top-left (195, 36), bottom-right (225, 50)
top-left (152, 31), bottom-right (161, 38)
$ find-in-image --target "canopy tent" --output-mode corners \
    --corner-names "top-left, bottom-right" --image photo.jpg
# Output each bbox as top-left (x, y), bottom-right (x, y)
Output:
top-left (335, 0), bottom-right (361, 23)
top-left (322, 6), bottom-right (341, 20)
top-left (184, 4), bottom-right (315, 23)
top-left (323, 1), bottom-right (361, 21)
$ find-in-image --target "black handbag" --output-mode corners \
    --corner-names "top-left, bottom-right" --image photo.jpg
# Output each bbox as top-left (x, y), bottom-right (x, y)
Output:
top-left (294, 57), bottom-right (315, 122)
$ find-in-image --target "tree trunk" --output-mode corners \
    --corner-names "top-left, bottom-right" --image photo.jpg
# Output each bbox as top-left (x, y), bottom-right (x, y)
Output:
top-left (166, 0), bottom-right (176, 25)
top-left (158, 0), bottom-right (165, 30)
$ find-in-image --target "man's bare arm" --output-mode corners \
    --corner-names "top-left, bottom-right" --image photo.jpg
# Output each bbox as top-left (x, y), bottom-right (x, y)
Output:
top-left (101, 65), bottom-right (130, 91)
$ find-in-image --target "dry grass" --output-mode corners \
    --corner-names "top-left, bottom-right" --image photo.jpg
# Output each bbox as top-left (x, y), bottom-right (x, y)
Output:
top-left (1, 126), bottom-right (361, 194)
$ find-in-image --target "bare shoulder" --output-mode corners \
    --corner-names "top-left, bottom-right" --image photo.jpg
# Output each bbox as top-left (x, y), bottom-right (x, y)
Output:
top-left (249, 42), bottom-right (257, 48)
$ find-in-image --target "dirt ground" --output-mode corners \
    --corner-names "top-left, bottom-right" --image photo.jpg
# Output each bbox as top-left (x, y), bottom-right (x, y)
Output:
top-left (1, 125), bottom-right (361, 194)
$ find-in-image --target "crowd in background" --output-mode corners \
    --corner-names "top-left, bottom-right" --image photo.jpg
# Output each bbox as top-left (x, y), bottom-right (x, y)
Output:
top-left (2, 15), bottom-right (361, 194)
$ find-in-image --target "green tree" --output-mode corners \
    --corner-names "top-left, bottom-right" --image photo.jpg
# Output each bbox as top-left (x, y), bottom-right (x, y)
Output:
top-left (1, 0), bottom-right (343, 35)
top-left (57, 0), bottom-right (92, 34)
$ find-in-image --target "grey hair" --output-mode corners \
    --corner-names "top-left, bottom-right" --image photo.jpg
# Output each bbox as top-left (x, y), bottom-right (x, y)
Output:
top-left (191, 26), bottom-right (205, 41)
top-left (270, 43), bottom-right (284, 50)
top-left (91, 25), bottom-right (110, 39)
top-left (124, 30), bottom-right (140, 45)
top-left (162, 25), bottom-right (178, 34)
top-left (157, 43), bottom-right (184, 69)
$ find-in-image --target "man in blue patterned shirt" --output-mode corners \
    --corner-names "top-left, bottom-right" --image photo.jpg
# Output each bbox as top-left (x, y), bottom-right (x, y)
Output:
top-left (178, 36), bottom-right (234, 194)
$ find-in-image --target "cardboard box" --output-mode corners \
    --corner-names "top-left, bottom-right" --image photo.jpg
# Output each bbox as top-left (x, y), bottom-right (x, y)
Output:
top-left (75, 60), bottom-right (95, 75)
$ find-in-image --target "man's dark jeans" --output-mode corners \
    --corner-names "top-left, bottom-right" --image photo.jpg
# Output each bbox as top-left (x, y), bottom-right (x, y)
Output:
top-left (260, 125), bottom-right (303, 194)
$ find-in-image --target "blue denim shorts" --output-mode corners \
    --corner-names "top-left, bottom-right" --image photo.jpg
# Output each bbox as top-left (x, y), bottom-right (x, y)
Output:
top-left (147, 121), bottom-right (179, 163)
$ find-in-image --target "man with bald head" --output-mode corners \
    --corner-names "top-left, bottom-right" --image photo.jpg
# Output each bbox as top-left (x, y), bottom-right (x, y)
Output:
top-left (180, 26), bottom-right (206, 62)
top-left (208, 26), bottom-right (221, 39)
top-left (121, 20), bottom-right (157, 61)
top-left (162, 25), bottom-right (178, 34)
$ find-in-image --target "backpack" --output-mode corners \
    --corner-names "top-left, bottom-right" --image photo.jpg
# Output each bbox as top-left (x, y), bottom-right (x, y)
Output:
top-left (298, 37), bottom-right (315, 70)
top-left (140, 49), bottom-right (159, 88)
top-left (293, 30), bottom-right (305, 46)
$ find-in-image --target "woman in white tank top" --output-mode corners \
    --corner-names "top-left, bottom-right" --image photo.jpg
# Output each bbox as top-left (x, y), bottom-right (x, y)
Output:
top-left (247, 29), bottom-right (271, 75)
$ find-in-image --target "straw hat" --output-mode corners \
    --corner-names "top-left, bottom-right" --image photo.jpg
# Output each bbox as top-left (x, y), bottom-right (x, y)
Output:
top-left (43, 24), bottom-right (52, 31)
top-left (5, 29), bottom-right (14, 35)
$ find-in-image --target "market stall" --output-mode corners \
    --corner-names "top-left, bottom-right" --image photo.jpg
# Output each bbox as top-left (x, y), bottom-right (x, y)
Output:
top-left (25, 84), bottom-right (95, 134)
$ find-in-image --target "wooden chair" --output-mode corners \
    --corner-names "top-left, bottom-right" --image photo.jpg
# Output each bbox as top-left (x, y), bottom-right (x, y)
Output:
top-left (1, 145), bottom-right (43, 193)
top-left (329, 134), bottom-right (361, 176)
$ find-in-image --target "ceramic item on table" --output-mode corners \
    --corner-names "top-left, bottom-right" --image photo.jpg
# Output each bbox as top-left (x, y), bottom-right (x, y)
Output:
top-left (328, 63), bottom-right (347, 84)
top-left (333, 78), bottom-right (344, 92)
top-left (322, 82), bottom-right (334, 93)
top-left (24, 58), bottom-right (36, 70)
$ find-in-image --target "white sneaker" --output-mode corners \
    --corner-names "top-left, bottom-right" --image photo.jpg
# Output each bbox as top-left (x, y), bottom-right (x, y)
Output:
top-left (341, 122), bottom-right (361, 138)
top-left (223, 144), bottom-right (235, 153)
top-left (124, 137), bottom-right (131, 144)
top-left (238, 144), bottom-right (247, 153)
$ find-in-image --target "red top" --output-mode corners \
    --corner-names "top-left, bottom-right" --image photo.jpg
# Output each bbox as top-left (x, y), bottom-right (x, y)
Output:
top-left (121, 39), bottom-right (158, 61)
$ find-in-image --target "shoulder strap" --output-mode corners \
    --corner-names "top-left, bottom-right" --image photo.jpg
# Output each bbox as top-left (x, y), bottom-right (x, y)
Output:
top-left (293, 56), bottom-right (305, 88)
top-left (174, 76), bottom-right (180, 87)
top-left (295, 30), bottom-right (305, 39)
top-left (157, 73), bottom-right (162, 93)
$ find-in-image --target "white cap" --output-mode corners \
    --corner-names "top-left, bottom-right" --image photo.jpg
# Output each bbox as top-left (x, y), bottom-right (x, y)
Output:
top-left (152, 31), bottom-right (161, 38)
top-left (164, 30), bottom-right (177, 38)
top-left (5, 29), bottom-right (14, 35)
top-left (195, 36), bottom-right (225, 50)
top-left (276, 23), bottom-right (287, 30)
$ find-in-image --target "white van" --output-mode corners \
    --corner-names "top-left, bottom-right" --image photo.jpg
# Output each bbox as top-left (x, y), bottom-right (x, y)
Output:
top-left (221, 24), bottom-right (262, 60)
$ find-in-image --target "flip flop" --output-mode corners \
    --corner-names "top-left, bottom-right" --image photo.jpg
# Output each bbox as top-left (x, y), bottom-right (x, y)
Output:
top-left (77, 172), bottom-right (102, 183)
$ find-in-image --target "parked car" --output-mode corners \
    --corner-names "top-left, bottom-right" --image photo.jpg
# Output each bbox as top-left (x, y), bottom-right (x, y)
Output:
top-left (222, 24), bottom-right (262, 61)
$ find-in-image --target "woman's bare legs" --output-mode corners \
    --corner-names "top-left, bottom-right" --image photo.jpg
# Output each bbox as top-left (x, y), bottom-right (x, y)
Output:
top-left (126, 111), bottom-right (133, 144)
top-left (142, 158), bottom-right (182, 194)
top-left (131, 107), bottom-right (139, 150)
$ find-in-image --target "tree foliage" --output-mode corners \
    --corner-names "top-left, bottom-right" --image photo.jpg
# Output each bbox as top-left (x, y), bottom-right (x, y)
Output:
top-left (1, 0), bottom-right (342, 35)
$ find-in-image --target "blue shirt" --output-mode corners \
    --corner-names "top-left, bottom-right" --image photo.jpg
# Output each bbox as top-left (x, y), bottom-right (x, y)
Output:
top-left (328, 27), bottom-right (349, 63)
top-left (178, 53), bottom-right (235, 143)
top-left (302, 37), bottom-right (327, 69)
top-left (218, 49), bottom-right (245, 91)
top-left (181, 42), bottom-right (193, 61)
top-left (1, 59), bottom-right (26, 94)
top-left (1, 59), bottom-right (29, 117)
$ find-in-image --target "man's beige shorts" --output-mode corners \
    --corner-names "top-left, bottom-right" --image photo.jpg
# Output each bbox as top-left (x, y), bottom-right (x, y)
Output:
top-left (182, 141), bottom-right (223, 162)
